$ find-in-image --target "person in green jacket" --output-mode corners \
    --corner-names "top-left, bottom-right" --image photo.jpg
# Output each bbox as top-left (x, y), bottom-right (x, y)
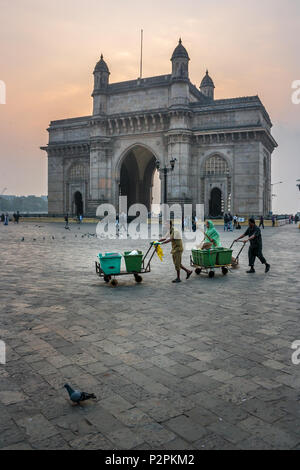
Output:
top-left (203, 220), bottom-right (221, 248)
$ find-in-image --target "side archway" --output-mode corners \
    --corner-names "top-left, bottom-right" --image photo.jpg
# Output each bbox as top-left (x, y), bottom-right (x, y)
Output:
top-left (200, 153), bottom-right (232, 217)
top-left (66, 162), bottom-right (88, 216)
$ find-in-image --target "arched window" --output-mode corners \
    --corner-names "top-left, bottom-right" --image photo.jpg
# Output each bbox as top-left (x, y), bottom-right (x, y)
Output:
top-left (69, 164), bottom-right (85, 180)
top-left (204, 155), bottom-right (229, 176)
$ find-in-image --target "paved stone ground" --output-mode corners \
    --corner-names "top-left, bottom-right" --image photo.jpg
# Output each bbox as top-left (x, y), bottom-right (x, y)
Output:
top-left (0, 222), bottom-right (299, 450)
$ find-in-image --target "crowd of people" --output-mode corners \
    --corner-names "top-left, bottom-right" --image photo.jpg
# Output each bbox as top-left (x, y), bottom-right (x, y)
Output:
top-left (290, 214), bottom-right (299, 224)
top-left (223, 213), bottom-right (242, 231)
top-left (1, 211), bottom-right (20, 225)
top-left (222, 213), bottom-right (299, 230)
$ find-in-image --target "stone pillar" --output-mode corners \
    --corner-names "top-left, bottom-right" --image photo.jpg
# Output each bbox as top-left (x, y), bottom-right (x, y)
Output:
top-left (48, 153), bottom-right (64, 215)
top-left (189, 141), bottom-right (199, 206)
top-left (170, 81), bottom-right (190, 107)
top-left (88, 117), bottom-right (113, 215)
top-left (264, 148), bottom-right (272, 216)
top-left (89, 138), bottom-right (113, 213)
top-left (233, 141), bottom-right (261, 216)
top-left (167, 131), bottom-right (192, 205)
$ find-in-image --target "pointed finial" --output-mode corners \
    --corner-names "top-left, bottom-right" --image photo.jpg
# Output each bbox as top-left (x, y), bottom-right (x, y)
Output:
top-left (179, 37), bottom-right (182, 44)
top-left (101, 53), bottom-right (103, 60)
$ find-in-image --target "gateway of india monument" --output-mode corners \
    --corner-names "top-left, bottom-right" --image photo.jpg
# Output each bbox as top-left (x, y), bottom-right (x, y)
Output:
top-left (41, 39), bottom-right (277, 218)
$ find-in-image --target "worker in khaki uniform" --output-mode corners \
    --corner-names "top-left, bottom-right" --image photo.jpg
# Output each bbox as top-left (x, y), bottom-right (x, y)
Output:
top-left (160, 221), bottom-right (193, 283)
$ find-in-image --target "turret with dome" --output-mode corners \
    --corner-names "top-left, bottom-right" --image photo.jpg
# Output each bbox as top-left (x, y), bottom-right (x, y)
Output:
top-left (92, 54), bottom-right (110, 114)
top-left (171, 38), bottom-right (190, 80)
top-left (93, 54), bottom-right (110, 92)
top-left (200, 70), bottom-right (215, 100)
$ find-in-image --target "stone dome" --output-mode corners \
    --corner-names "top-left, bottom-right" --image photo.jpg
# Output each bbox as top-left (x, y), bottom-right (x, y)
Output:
top-left (171, 38), bottom-right (190, 61)
top-left (200, 70), bottom-right (215, 88)
top-left (94, 54), bottom-right (110, 73)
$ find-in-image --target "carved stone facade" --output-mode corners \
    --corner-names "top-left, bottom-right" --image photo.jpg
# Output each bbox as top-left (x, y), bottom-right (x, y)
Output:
top-left (41, 40), bottom-right (277, 217)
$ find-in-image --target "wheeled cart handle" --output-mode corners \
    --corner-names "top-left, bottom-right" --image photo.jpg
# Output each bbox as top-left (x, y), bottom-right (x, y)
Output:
top-left (142, 243), bottom-right (160, 271)
top-left (229, 240), bottom-right (245, 248)
top-left (229, 240), bottom-right (246, 260)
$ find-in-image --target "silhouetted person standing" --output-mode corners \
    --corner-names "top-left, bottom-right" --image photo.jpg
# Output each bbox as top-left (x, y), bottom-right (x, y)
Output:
top-left (235, 218), bottom-right (270, 274)
top-left (259, 215), bottom-right (264, 229)
top-left (272, 215), bottom-right (276, 227)
top-left (224, 213), bottom-right (229, 231)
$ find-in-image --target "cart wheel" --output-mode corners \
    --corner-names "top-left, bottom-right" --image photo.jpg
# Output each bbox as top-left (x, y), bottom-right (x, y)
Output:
top-left (209, 271), bottom-right (215, 278)
top-left (134, 274), bottom-right (143, 283)
top-left (110, 279), bottom-right (118, 287)
top-left (222, 267), bottom-right (228, 275)
top-left (104, 275), bottom-right (111, 283)
top-left (195, 268), bottom-right (202, 275)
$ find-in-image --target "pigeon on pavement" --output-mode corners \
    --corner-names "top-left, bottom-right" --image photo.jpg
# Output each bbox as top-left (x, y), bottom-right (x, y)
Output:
top-left (64, 384), bottom-right (96, 404)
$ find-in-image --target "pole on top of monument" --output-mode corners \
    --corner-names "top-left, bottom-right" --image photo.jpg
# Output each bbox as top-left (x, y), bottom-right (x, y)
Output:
top-left (140, 29), bottom-right (143, 79)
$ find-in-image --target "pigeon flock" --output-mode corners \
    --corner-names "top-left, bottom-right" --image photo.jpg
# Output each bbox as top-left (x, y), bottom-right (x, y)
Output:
top-left (19, 232), bottom-right (97, 243)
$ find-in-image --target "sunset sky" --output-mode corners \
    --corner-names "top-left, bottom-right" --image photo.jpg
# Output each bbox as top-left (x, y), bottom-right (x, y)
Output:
top-left (0, 0), bottom-right (299, 213)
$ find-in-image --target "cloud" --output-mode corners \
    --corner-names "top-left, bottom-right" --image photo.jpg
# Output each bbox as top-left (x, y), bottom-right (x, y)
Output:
top-left (0, 0), bottom-right (299, 212)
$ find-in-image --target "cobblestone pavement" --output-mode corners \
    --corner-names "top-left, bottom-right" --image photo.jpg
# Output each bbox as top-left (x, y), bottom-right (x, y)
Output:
top-left (0, 222), bottom-right (299, 450)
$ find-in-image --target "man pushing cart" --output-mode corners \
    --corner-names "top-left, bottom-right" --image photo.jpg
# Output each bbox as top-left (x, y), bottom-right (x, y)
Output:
top-left (159, 220), bottom-right (193, 283)
top-left (234, 217), bottom-right (270, 274)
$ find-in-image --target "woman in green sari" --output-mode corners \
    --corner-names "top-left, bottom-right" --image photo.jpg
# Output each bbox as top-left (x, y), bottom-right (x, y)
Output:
top-left (204, 220), bottom-right (221, 248)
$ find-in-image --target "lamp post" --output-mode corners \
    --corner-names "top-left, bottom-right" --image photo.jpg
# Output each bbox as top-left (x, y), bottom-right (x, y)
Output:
top-left (271, 181), bottom-right (283, 187)
top-left (155, 158), bottom-right (176, 204)
top-left (271, 181), bottom-right (283, 199)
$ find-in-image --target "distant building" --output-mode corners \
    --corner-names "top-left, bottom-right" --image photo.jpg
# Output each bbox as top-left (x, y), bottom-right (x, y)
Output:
top-left (0, 195), bottom-right (16, 200)
top-left (41, 39), bottom-right (277, 217)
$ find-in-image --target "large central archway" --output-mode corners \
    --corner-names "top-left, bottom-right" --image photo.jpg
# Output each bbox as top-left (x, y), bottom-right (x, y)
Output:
top-left (119, 145), bottom-right (160, 211)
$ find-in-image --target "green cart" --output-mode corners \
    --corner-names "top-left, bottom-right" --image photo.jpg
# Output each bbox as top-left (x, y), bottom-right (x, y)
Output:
top-left (95, 243), bottom-right (159, 287)
top-left (190, 241), bottom-right (245, 278)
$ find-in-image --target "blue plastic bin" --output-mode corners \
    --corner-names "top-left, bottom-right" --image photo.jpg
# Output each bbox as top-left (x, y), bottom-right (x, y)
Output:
top-left (98, 252), bottom-right (122, 275)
